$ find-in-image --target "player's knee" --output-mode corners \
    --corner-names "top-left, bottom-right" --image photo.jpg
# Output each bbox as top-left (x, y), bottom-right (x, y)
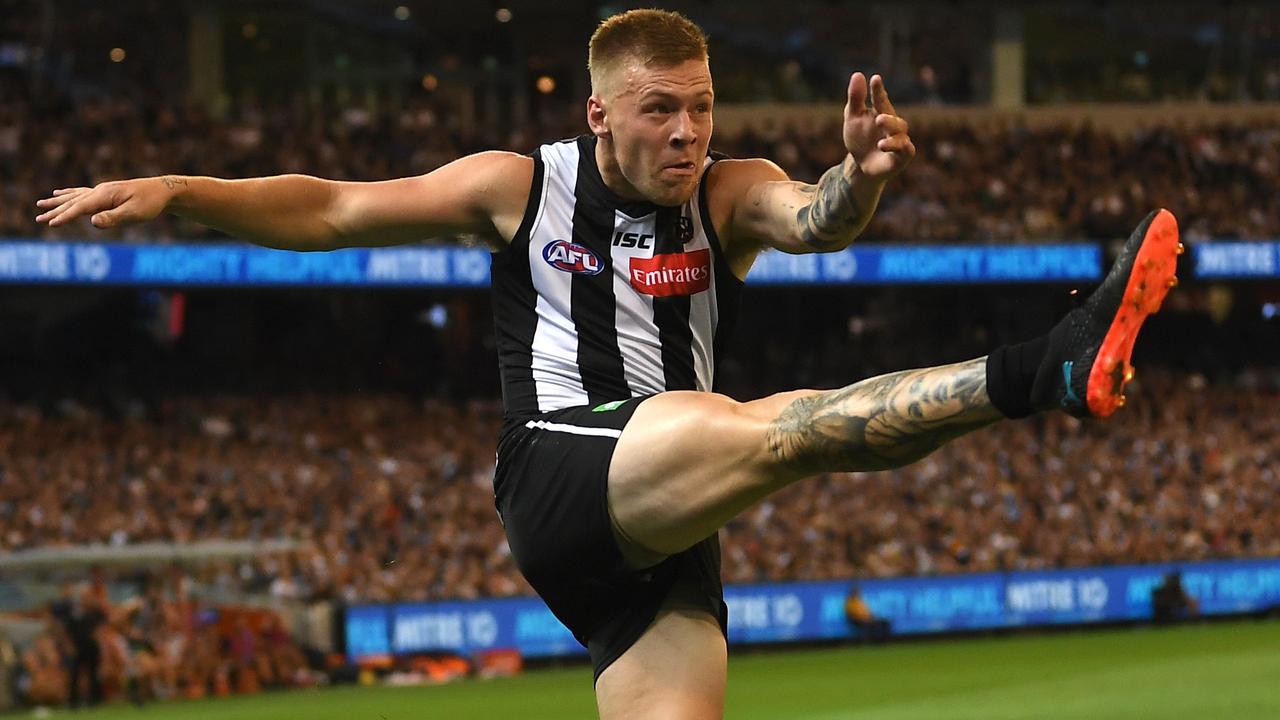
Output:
top-left (745, 389), bottom-right (829, 479)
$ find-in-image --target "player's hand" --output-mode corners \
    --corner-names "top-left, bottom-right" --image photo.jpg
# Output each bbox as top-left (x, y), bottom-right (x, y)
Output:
top-left (35, 176), bottom-right (181, 229)
top-left (842, 72), bottom-right (915, 183)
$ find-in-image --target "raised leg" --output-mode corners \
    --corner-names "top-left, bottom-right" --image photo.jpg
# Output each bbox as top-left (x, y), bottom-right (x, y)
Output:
top-left (607, 357), bottom-right (1001, 561)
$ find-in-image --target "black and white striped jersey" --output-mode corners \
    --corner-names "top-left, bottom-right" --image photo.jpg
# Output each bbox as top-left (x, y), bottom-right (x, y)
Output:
top-left (491, 135), bottom-right (742, 423)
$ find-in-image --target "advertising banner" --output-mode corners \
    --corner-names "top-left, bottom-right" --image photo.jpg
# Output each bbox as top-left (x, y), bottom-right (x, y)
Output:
top-left (0, 241), bottom-right (1102, 287)
top-left (345, 558), bottom-right (1280, 661)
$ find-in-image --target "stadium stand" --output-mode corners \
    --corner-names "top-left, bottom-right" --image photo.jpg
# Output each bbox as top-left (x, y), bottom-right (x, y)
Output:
top-left (4, 96), bottom-right (1280, 243)
top-left (3, 368), bottom-right (1278, 601)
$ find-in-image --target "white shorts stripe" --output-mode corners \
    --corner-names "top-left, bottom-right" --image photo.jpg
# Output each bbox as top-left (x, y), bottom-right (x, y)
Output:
top-left (524, 420), bottom-right (623, 439)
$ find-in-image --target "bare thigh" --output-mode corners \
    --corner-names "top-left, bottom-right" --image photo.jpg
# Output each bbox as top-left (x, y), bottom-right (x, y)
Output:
top-left (608, 389), bottom-right (815, 560)
top-left (608, 359), bottom-right (998, 561)
top-left (595, 606), bottom-right (727, 720)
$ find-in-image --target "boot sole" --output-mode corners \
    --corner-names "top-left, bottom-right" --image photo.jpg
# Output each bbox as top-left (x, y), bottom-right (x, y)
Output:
top-left (1086, 208), bottom-right (1181, 417)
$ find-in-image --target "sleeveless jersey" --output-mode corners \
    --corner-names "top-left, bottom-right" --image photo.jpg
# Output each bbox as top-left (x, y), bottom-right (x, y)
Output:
top-left (490, 135), bottom-right (742, 421)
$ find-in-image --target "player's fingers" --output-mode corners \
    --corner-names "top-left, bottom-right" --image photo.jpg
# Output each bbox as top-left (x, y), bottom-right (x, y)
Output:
top-left (37, 196), bottom-right (80, 224)
top-left (870, 75), bottom-right (897, 116)
top-left (91, 210), bottom-right (120, 228)
top-left (875, 114), bottom-right (908, 136)
top-left (45, 187), bottom-right (90, 202)
top-left (35, 190), bottom-right (84, 210)
top-left (45, 193), bottom-right (105, 227)
top-left (846, 72), bottom-right (868, 114)
top-left (42, 201), bottom-right (85, 226)
top-left (35, 196), bottom-right (68, 211)
top-left (893, 136), bottom-right (916, 156)
top-left (877, 134), bottom-right (915, 154)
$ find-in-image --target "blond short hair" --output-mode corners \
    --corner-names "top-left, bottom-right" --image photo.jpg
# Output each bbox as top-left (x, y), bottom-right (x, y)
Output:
top-left (588, 9), bottom-right (709, 98)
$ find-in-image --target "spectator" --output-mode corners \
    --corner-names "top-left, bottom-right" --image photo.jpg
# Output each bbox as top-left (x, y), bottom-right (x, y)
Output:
top-left (19, 632), bottom-right (68, 707)
top-left (63, 585), bottom-right (105, 707)
top-left (844, 585), bottom-right (891, 643)
top-left (1152, 571), bottom-right (1200, 624)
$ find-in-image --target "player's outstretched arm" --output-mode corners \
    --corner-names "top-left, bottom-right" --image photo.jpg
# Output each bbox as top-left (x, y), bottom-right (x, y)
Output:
top-left (724, 72), bottom-right (915, 255)
top-left (35, 151), bottom-right (533, 251)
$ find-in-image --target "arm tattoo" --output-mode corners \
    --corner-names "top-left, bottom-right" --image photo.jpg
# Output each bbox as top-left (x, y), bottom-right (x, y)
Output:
top-left (161, 176), bottom-right (188, 191)
top-left (795, 156), bottom-right (863, 250)
top-left (766, 358), bottom-right (1003, 477)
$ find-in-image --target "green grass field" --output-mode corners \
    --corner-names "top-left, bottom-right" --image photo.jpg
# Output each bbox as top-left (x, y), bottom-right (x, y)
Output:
top-left (65, 619), bottom-right (1280, 719)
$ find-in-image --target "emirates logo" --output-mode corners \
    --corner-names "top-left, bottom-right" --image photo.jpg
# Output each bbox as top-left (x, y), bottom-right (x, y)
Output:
top-left (629, 249), bottom-right (711, 297)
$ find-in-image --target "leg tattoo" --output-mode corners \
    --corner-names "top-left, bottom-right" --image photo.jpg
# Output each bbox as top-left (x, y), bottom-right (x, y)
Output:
top-left (767, 358), bottom-right (1002, 476)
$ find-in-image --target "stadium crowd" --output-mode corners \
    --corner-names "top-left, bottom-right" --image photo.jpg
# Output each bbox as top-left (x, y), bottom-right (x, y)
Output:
top-left (3, 369), bottom-right (1277, 602)
top-left (17, 571), bottom-right (314, 708)
top-left (3, 89), bottom-right (1279, 244)
top-left (1, 396), bottom-right (517, 603)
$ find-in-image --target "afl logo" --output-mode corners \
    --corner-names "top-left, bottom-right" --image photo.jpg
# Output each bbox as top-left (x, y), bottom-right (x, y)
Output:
top-left (543, 239), bottom-right (604, 275)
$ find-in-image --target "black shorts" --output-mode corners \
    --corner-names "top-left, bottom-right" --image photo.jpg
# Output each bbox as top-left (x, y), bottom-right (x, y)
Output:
top-left (494, 397), bottom-right (727, 680)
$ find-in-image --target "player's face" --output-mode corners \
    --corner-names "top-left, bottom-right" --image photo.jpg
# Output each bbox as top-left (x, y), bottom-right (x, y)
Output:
top-left (597, 59), bottom-right (714, 206)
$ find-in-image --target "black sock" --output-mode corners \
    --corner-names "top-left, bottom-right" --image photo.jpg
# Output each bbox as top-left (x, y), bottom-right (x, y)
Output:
top-left (985, 335), bottom-right (1049, 419)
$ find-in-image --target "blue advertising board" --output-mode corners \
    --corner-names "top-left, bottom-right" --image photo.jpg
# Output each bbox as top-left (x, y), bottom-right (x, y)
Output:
top-left (344, 558), bottom-right (1280, 661)
top-left (0, 241), bottom-right (1102, 287)
top-left (1004, 565), bottom-right (1155, 626)
top-left (10, 239), bottom-right (1280, 286)
top-left (747, 244), bottom-right (1101, 285)
top-left (1193, 241), bottom-right (1280, 279)
top-left (857, 572), bottom-right (1007, 634)
top-left (723, 573), bottom-right (1006, 644)
top-left (0, 242), bottom-right (494, 287)
top-left (345, 597), bottom-right (579, 661)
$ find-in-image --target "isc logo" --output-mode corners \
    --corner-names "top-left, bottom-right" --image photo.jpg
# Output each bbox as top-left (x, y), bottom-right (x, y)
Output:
top-left (543, 240), bottom-right (604, 275)
top-left (612, 231), bottom-right (653, 249)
